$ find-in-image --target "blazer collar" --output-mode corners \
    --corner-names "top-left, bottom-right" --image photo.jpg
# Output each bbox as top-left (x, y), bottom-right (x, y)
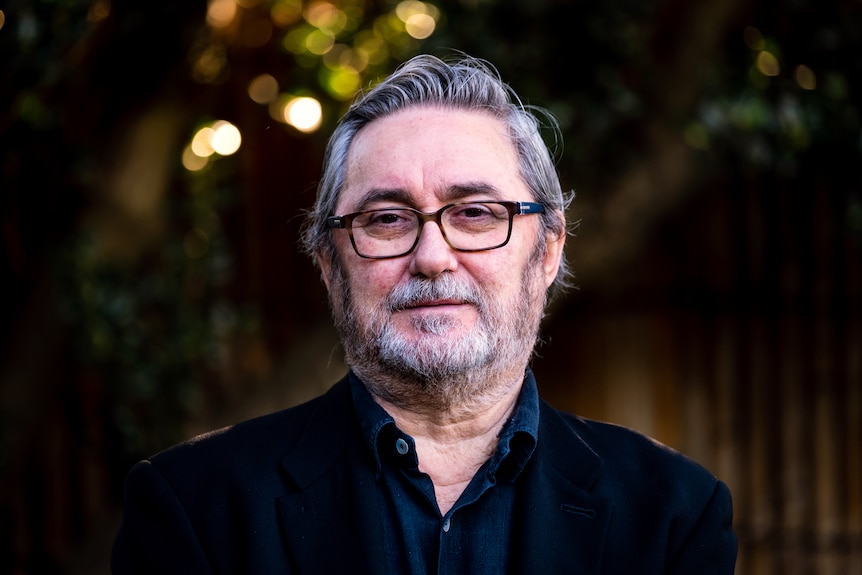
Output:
top-left (510, 400), bottom-right (613, 574)
top-left (276, 377), bottom-right (387, 573)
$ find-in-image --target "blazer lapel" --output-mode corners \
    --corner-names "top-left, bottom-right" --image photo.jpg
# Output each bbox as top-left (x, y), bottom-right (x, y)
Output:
top-left (272, 379), bottom-right (613, 574)
top-left (511, 401), bottom-right (613, 575)
top-left (275, 378), bottom-right (387, 574)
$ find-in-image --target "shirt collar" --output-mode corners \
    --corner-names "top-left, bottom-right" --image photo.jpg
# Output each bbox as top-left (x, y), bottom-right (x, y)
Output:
top-left (349, 368), bottom-right (540, 481)
top-left (349, 371), bottom-right (395, 477)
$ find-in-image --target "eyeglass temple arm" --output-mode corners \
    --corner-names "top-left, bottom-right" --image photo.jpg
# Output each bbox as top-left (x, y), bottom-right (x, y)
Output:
top-left (516, 202), bottom-right (546, 215)
top-left (326, 216), bottom-right (345, 229)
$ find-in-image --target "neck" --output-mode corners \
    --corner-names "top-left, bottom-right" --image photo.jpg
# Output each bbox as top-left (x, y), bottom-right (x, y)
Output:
top-left (354, 354), bottom-right (529, 412)
top-left (369, 369), bottom-right (524, 515)
top-left (374, 374), bottom-right (522, 438)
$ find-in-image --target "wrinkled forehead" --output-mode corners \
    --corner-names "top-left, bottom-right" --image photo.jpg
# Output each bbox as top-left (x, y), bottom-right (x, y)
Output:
top-left (337, 107), bottom-right (525, 213)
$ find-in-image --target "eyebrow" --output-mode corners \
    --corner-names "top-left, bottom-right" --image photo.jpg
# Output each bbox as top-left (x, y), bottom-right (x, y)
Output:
top-left (351, 182), bottom-right (504, 212)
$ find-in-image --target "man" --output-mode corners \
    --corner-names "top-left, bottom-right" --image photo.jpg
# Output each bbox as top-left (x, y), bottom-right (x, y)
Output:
top-left (112, 54), bottom-right (737, 574)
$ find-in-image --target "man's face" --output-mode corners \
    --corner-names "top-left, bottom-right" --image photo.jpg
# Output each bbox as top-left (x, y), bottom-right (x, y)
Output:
top-left (319, 106), bottom-right (564, 403)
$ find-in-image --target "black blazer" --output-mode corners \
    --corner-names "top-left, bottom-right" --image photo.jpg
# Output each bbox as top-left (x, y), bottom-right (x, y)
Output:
top-left (111, 373), bottom-right (737, 574)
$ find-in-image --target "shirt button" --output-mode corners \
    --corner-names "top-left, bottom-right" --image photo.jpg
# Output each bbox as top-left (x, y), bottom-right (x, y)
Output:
top-left (442, 517), bottom-right (451, 532)
top-left (395, 438), bottom-right (409, 455)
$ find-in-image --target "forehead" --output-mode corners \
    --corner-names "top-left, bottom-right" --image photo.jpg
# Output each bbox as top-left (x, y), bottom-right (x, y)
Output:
top-left (338, 106), bottom-right (526, 211)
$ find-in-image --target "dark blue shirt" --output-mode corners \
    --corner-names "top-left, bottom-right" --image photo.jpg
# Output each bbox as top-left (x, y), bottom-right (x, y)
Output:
top-left (349, 370), bottom-right (540, 575)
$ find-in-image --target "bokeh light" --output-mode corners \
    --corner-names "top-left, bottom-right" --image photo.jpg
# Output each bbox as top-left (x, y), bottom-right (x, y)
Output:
top-left (271, 0), bottom-right (304, 27)
top-left (185, 120), bottom-right (242, 171)
top-left (248, 73), bottom-right (280, 104)
top-left (325, 67), bottom-right (361, 99)
top-left (191, 127), bottom-right (217, 157)
top-left (210, 120), bottom-right (242, 155)
top-left (304, 2), bottom-right (346, 32)
top-left (794, 64), bottom-right (816, 90)
top-left (396, 1), bottom-right (438, 40)
top-left (207, 0), bottom-right (237, 28)
top-left (306, 28), bottom-right (335, 54)
top-left (182, 145), bottom-right (210, 172)
top-left (755, 51), bottom-right (780, 77)
top-left (282, 96), bottom-right (323, 132)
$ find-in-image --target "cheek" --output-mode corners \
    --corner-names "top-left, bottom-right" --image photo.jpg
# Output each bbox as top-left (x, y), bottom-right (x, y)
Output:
top-left (465, 250), bottom-right (524, 290)
top-left (345, 259), bottom-right (406, 303)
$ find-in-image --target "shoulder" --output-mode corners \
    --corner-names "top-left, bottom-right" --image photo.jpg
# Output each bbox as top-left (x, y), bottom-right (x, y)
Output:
top-left (540, 401), bottom-right (723, 497)
top-left (148, 376), bottom-right (352, 480)
top-left (535, 402), bottom-right (737, 572)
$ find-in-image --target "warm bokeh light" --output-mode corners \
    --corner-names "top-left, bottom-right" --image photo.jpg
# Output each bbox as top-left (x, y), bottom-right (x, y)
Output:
top-left (248, 74), bottom-right (280, 104)
top-left (755, 51), bottom-right (780, 77)
top-left (271, 0), bottom-right (303, 27)
top-left (210, 120), bottom-right (242, 155)
top-left (396, 1), bottom-right (439, 40)
top-left (0, 10), bottom-right (4, 31)
top-left (404, 13), bottom-right (435, 39)
top-left (304, 1), bottom-right (346, 32)
top-left (794, 64), bottom-right (816, 90)
top-left (207, 0), bottom-right (237, 28)
top-left (282, 96), bottom-right (323, 132)
top-left (186, 121), bottom-right (242, 169)
top-left (191, 127), bottom-right (217, 157)
top-left (182, 145), bottom-right (210, 171)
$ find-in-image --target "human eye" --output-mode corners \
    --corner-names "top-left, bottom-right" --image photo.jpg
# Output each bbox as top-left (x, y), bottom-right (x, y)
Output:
top-left (447, 203), bottom-right (506, 230)
top-left (355, 209), bottom-right (415, 237)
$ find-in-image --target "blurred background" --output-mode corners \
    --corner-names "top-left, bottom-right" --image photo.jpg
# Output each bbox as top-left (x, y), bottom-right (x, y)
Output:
top-left (1, 0), bottom-right (860, 573)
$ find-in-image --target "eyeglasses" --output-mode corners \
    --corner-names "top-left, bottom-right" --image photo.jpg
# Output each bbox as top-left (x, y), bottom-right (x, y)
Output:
top-left (326, 201), bottom-right (546, 259)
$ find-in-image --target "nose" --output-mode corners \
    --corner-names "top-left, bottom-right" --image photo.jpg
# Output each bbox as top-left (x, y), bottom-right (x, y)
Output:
top-left (407, 221), bottom-right (459, 278)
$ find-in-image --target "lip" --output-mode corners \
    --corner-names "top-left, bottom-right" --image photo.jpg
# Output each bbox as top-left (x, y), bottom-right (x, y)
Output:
top-left (411, 299), bottom-right (462, 307)
top-left (398, 299), bottom-right (468, 311)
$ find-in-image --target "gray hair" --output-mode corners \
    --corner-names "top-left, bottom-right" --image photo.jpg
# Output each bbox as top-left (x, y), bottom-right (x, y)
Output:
top-left (301, 53), bottom-right (573, 301)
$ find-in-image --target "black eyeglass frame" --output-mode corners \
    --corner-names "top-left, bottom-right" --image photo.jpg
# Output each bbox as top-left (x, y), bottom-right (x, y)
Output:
top-left (326, 200), bottom-right (546, 259)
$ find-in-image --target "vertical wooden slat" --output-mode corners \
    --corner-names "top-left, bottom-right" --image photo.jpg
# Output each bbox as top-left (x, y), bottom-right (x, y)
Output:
top-left (601, 314), bottom-right (656, 437)
top-left (813, 316), bottom-right (841, 574)
top-left (845, 313), bottom-right (862, 573)
top-left (749, 314), bottom-right (778, 575)
top-left (680, 310), bottom-right (712, 466)
top-left (715, 313), bottom-right (747, 573)
top-left (653, 312), bottom-right (681, 448)
top-left (780, 313), bottom-right (808, 574)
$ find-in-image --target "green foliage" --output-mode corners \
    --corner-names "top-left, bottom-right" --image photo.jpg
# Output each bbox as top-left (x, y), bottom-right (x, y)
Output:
top-left (55, 233), bottom-right (207, 455)
top-left (425, 0), bottom-right (862, 192)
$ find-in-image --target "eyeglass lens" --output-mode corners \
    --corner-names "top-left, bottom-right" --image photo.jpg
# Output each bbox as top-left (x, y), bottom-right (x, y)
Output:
top-left (350, 202), bottom-right (513, 258)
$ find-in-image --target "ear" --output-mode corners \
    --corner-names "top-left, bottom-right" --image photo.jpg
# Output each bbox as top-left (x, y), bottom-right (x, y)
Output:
top-left (541, 221), bottom-right (566, 289)
top-left (317, 250), bottom-right (333, 292)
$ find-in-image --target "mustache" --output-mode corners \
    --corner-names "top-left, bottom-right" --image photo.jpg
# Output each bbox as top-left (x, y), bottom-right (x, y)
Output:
top-left (387, 275), bottom-right (485, 312)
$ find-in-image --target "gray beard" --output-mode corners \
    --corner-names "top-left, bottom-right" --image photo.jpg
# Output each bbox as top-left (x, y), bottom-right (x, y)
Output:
top-left (327, 255), bottom-right (547, 411)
